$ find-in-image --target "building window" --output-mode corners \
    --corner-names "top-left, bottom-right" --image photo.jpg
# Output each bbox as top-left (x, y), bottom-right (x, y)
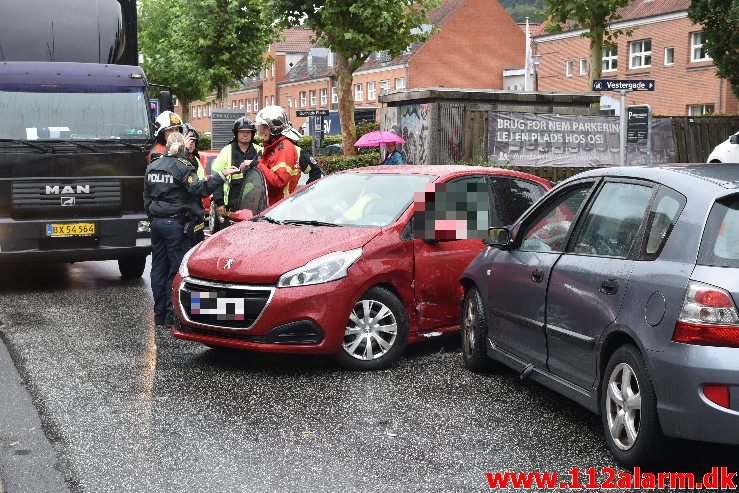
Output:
top-left (579, 58), bottom-right (587, 76)
top-left (629, 39), bottom-right (652, 69)
top-left (688, 104), bottom-right (714, 116)
top-left (287, 97), bottom-right (293, 109)
top-left (196, 106), bottom-right (201, 118)
top-left (253, 98), bottom-right (259, 112)
top-left (320, 88), bottom-right (328, 105)
top-left (602, 46), bottom-right (618, 72)
top-left (355, 83), bottom-right (363, 101)
top-left (394, 77), bottom-right (405, 90)
top-left (367, 81), bottom-right (376, 100)
top-left (246, 99), bottom-right (251, 112)
top-left (309, 90), bottom-right (316, 106)
top-left (332, 81), bottom-right (338, 104)
top-left (271, 95), bottom-right (275, 105)
top-left (379, 80), bottom-right (390, 95)
top-left (300, 91), bottom-right (307, 107)
top-left (239, 99), bottom-right (244, 109)
top-left (208, 105), bottom-right (212, 117)
top-left (691, 32), bottom-right (711, 62)
top-left (565, 60), bottom-right (573, 77)
top-left (232, 100), bottom-right (237, 109)
top-left (664, 47), bottom-right (674, 66)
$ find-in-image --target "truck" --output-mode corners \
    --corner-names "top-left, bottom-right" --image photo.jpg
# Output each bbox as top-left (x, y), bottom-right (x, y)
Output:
top-left (0, 0), bottom-right (170, 278)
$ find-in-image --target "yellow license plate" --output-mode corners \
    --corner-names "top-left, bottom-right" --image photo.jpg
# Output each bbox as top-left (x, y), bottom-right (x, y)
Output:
top-left (46, 223), bottom-right (96, 237)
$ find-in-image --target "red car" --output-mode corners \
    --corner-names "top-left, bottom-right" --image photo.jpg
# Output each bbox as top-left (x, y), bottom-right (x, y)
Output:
top-left (171, 166), bottom-right (551, 370)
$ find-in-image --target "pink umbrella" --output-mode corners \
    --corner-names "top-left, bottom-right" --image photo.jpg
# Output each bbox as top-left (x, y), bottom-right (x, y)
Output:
top-left (354, 130), bottom-right (405, 147)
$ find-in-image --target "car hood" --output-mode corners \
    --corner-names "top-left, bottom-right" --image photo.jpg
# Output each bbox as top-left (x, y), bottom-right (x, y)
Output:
top-left (187, 221), bottom-right (382, 284)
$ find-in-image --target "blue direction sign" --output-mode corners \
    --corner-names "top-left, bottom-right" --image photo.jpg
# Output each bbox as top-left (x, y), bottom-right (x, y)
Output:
top-left (592, 79), bottom-right (655, 91)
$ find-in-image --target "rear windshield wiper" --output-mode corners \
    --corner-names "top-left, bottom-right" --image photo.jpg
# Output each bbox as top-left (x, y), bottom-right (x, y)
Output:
top-left (256, 215), bottom-right (284, 225)
top-left (0, 139), bottom-right (50, 153)
top-left (282, 219), bottom-right (340, 227)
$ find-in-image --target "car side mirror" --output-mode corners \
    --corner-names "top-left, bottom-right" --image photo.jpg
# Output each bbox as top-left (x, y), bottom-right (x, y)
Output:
top-left (730, 135), bottom-right (739, 145)
top-left (230, 209), bottom-right (254, 222)
top-left (485, 227), bottom-right (513, 249)
top-left (158, 90), bottom-right (174, 112)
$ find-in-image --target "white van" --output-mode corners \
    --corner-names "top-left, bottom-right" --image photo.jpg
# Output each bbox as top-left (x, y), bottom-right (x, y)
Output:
top-left (708, 131), bottom-right (739, 162)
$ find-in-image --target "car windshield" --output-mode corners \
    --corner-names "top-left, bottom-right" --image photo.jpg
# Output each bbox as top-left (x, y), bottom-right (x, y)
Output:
top-left (263, 173), bottom-right (436, 227)
top-left (699, 194), bottom-right (739, 268)
top-left (0, 88), bottom-right (150, 141)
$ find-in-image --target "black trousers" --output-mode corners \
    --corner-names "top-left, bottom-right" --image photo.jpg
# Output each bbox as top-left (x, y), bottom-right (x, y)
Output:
top-left (150, 217), bottom-right (192, 325)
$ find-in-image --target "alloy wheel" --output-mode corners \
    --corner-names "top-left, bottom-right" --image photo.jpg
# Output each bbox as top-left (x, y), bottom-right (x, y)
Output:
top-left (462, 297), bottom-right (476, 355)
top-left (605, 362), bottom-right (642, 450)
top-left (343, 299), bottom-right (398, 361)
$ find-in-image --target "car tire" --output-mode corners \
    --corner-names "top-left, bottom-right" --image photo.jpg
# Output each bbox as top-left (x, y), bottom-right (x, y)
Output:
top-left (335, 287), bottom-right (409, 371)
top-left (601, 345), bottom-right (665, 467)
top-left (461, 287), bottom-right (496, 372)
top-left (118, 256), bottom-right (147, 279)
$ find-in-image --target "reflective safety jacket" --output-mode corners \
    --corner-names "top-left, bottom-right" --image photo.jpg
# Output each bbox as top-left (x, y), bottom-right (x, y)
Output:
top-left (257, 135), bottom-right (300, 206)
top-left (210, 142), bottom-right (263, 207)
top-left (144, 154), bottom-right (225, 219)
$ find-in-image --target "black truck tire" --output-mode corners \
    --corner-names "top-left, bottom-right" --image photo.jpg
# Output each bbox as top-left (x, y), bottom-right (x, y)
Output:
top-left (118, 256), bottom-right (147, 279)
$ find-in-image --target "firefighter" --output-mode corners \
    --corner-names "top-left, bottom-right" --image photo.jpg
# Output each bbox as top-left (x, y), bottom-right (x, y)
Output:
top-left (210, 117), bottom-right (263, 231)
top-left (148, 111), bottom-right (183, 163)
top-left (254, 105), bottom-right (301, 205)
top-left (143, 132), bottom-right (239, 329)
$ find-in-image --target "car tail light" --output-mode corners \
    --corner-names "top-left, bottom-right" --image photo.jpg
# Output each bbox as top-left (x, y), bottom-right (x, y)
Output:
top-left (672, 281), bottom-right (739, 347)
top-left (703, 384), bottom-right (731, 409)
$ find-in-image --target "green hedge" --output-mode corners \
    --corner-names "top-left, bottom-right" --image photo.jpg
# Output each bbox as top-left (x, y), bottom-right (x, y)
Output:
top-left (197, 135), bottom-right (211, 150)
top-left (316, 153), bottom-right (381, 174)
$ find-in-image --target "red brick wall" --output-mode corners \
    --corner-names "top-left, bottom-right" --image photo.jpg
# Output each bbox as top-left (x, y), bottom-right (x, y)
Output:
top-left (409, 0), bottom-right (524, 89)
top-left (535, 16), bottom-right (739, 115)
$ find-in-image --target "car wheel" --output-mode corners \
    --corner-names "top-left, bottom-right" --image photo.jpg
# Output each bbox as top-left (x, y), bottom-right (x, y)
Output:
top-left (601, 345), bottom-right (665, 467)
top-left (335, 287), bottom-right (408, 371)
top-left (118, 256), bottom-right (147, 279)
top-left (461, 287), bottom-right (496, 372)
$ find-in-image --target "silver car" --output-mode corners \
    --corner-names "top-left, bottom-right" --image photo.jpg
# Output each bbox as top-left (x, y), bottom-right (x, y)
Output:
top-left (460, 164), bottom-right (739, 466)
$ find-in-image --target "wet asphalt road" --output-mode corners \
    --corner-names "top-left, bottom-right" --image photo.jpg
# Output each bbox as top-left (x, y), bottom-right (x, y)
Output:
top-left (0, 259), bottom-right (737, 493)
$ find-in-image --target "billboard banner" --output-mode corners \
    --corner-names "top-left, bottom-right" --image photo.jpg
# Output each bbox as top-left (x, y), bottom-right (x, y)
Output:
top-left (488, 112), bottom-right (674, 167)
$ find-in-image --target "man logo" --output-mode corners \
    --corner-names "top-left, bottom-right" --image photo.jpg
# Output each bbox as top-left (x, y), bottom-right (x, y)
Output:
top-left (61, 196), bottom-right (76, 206)
top-left (223, 258), bottom-right (235, 270)
top-left (46, 185), bottom-right (91, 195)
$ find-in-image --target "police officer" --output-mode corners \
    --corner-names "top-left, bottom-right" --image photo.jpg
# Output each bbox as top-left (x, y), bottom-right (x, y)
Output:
top-left (144, 130), bottom-right (239, 329)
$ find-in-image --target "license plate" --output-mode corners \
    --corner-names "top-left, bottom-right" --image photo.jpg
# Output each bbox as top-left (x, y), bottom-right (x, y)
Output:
top-left (190, 291), bottom-right (246, 321)
top-left (46, 223), bottom-right (96, 237)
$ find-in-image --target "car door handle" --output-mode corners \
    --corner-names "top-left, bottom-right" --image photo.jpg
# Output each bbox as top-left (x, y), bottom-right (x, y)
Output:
top-left (600, 279), bottom-right (619, 295)
top-left (531, 268), bottom-right (545, 283)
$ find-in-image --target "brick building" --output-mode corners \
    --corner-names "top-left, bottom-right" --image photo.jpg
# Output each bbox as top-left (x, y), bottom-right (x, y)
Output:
top-left (533, 0), bottom-right (738, 116)
top-left (280, 0), bottom-right (525, 131)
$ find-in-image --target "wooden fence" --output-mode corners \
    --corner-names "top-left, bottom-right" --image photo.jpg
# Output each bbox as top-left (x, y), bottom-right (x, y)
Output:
top-left (672, 116), bottom-right (739, 163)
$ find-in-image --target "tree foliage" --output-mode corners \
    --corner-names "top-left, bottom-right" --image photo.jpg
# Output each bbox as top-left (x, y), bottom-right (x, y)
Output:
top-left (179, 0), bottom-right (279, 103)
top-left (544, 0), bottom-right (631, 85)
top-left (689, 0), bottom-right (739, 99)
top-left (138, 0), bottom-right (209, 121)
top-left (268, 0), bottom-right (440, 155)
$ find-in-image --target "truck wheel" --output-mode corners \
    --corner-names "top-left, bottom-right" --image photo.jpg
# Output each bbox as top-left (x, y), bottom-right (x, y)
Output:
top-left (601, 345), bottom-right (665, 467)
top-left (335, 287), bottom-right (408, 371)
top-left (118, 256), bottom-right (147, 279)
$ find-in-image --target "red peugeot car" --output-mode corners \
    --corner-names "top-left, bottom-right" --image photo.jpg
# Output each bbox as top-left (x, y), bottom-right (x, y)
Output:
top-left (172, 166), bottom-right (551, 370)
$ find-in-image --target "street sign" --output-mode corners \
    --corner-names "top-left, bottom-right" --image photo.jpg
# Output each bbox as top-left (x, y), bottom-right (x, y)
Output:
top-left (626, 105), bottom-right (650, 145)
top-left (296, 109), bottom-right (329, 117)
top-left (592, 79), bottom-right (655, 92)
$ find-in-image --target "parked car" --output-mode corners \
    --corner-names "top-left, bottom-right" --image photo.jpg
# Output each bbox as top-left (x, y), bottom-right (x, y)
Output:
top-left (707, 131), bottom-right (739, 163)
top-left (460, 164), bottom-right (739, 466)
top-left (171, 165), bottom-right (550, 370)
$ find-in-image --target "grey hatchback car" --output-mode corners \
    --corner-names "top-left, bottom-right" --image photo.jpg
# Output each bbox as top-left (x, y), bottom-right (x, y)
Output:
top-left (460, 164), bottom-right (739, 466)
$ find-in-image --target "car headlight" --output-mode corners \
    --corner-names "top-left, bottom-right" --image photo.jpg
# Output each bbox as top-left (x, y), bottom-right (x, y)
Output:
top-left (277, 248), bottom-right (362, 287)
top-left (178, 245), bottom-right (198, 278)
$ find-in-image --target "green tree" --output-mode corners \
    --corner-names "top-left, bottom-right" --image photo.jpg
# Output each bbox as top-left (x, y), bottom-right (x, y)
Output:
top-left (544, 0), bottom-right (631, 86)
top-left (689, 0), bottom-right (739, 99)
top-left (180, 0), bottom-right (279, 104)
top-left (139, 0), bottom-right (209, 121)
top-left (269, 0), bottom-right (440, 155)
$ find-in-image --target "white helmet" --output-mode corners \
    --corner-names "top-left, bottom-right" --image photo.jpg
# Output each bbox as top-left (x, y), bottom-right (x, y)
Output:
top-left (154, 111), bottom-right (183, 138)
top-left (255, 105), bottom-right (291, 138)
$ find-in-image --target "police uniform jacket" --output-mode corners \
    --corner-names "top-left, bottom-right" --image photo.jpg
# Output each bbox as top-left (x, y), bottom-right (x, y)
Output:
top-left (144, 153), bottom-right (226, 219)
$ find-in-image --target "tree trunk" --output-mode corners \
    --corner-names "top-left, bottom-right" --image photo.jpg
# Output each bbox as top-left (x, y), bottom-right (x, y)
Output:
top-left (180, 97), bottom-right (191, 122)
top-left (589, 30), bottom-right (604, 88)
top-left (336, 53), bottom-right (357, 156)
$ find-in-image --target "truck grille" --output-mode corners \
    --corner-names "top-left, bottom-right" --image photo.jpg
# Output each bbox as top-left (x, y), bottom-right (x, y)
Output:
top-left (179, 278), bottom-right (274, 330)
top-left (12, 179), bottom-right (121, 210)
